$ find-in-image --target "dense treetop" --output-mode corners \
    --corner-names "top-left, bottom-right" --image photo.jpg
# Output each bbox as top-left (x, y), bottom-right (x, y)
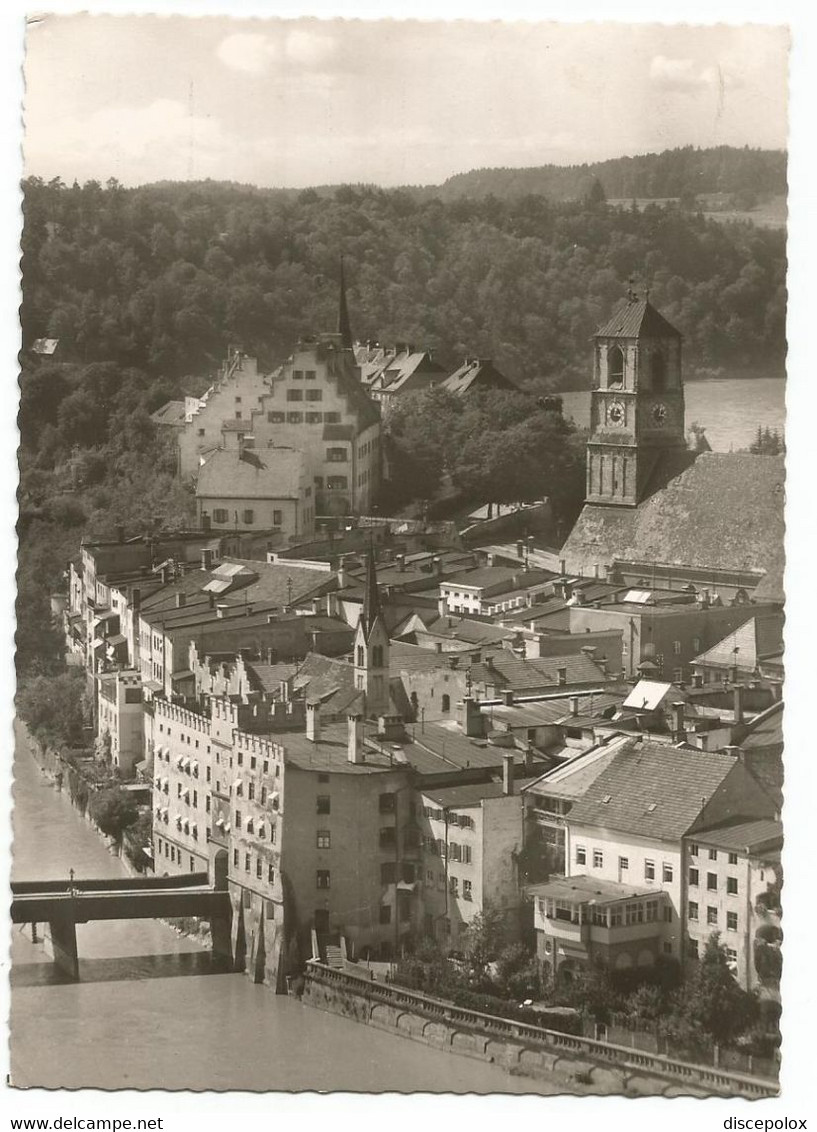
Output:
top-left (22, 166), bottom-right (786, 393)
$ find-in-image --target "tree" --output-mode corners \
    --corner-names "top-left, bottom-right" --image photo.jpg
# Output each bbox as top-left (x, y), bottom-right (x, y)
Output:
top-left (461, 906), bottom-right (509, 980)
top-left (494, 942), bottom-right (541, 1001)
top-left (749, 425), bottom-right (784, 455)
top-left (17, 670), bottom-right (86, 749)
top-left (676, 933), bottom-right (759, 1046)
top-left (88, 786), bottom-right (139, 845)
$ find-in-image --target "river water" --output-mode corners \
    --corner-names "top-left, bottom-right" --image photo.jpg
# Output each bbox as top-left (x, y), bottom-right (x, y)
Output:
top-left (10, 720), bottom-right (558, 1093)
top-left (560, 377), bottom-right (786, 452)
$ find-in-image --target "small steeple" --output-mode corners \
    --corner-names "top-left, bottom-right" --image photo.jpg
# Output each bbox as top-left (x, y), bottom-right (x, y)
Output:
top-left (338, 256), bottom-right (353, 350)
top-left (361, 546), bottom-right (382, 639)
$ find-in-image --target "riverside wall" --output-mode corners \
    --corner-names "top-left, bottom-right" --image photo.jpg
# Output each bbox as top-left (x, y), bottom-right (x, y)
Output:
top-left (302, 963), bottom-right (778, 1099)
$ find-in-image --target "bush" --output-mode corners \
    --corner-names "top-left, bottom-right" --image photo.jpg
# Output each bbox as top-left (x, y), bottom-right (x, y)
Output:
top-left (755, 922), bottom-right (783, 944)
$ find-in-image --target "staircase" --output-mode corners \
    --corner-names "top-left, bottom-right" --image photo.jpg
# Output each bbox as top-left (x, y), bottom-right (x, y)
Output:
top-left (324, 943), bottom-right (344, 969)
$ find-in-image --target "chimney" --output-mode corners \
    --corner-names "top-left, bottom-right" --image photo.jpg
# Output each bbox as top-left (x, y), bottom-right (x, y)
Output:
top-left (487, 554), bottom-right (495, 568)
top-left (692, 672), bottom-right (704, 689)
top-left (462, 696), bottom-right (485, 738)
top-left (396, 553), bottom-right (405, 572)
top-left (311, 597), bottom-right (322, 615)
top-left (201, 514), bottom-right (212, 533)
top-left (593, 563), bottom-right (600, 579)
top-left (556, 666), bottom-right (567, 687)
top-left (306, 701), bottom-right (321, 743)
top-left (559, 559), bottom-right (566, 576)
top-left (733, 684), bottom-right (745, 724)
top-left (724, 744), bottom-right (743, 764)
top-left (201, 548), bottom-right (214, 570)
top-left (580, 645), bottom-right (596, 659)
top-left (524, 745), bottom-right (534, 774)
top-left (433, 555), bottom-right (443, 577)
top-left (176, 593), bottom-right (186, 609)
top-left (671, 701), bottom-right (685, 742)
top-left (437, 595), bottom-right (447, 617)
top-left (161, 565), bottom-right (170, 585)
top-left (516, 540), bottom-right (524, 558)
top-left (280, 675), bottom-right (293, 702)
top-left (208, 593), bottom-right (216, 609)
top-left (347, 713), bottom-right (364, 764)
top-left (216, 603), bottom-right (227, 619)
top-left (337, 555), bottom-right (346, 589)
top-left (435, 642), bottom-right (443, 654)
top-left (502, 752), bottom-right (515, 796)
top-left (502, 690), bottom-right (514, 706)
top-left (569, 695), bottom-right (579, 716)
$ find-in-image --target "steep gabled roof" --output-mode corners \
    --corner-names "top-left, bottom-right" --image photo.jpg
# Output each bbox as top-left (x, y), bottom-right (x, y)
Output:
top-left (596, 298), bottom-right (682, 340)
top-left (562, 452), bottom-right (784, 578)
top-left (568, 740), bottom-right (739, 841)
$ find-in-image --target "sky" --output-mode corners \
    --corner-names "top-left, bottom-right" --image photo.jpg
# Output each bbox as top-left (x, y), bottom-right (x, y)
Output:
top-left (23, 16), bottom-right (789, 188)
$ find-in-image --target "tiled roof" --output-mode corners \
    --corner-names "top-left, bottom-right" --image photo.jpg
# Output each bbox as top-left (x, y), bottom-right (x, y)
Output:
top-left (423, 616), bottom-right (516, 644)
top-left (196, 447), bottom-right (306, 500)
top-left (567, 740), bottom-right (739, 841)
top-left (423, 777), bottom-right (537, 808)
top-left (245, 663), bottom-right (299, 695)
top-left (151, 400), bottom-right (186, 426)
top-left (389, 640), bottom-right (477, 674)
top-left (471, 651), bottom-right (608, 690)
top-left (442, 358), bottom-right (518, 396)
top-left (696, 819), bottom-right (783, 853)
top-left (737, 701), bottom-right (784, 752)
top-left (562, 452), bottom-right (785, 578)
top-left (595, 298), bottom-right (682, 340)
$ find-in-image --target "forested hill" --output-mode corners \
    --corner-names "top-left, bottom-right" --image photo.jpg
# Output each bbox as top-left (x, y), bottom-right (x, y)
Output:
top-left (21, 176), bottom-right (786, 395)
top-left (425, 146), bottom-right (787, 203)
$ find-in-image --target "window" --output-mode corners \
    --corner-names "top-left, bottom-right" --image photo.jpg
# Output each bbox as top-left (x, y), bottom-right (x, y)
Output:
top-left (248, 782), bottom-right (255, 801)
top-left (726, 948), bottom-right (738, 967)
top-left (727, 911), bottom-right (738, 931)
top-left (242, 509), bottom-right (254, 525)
top-left (306, 389), bottom-right (322, 402)
top-left (707, 872), bottom-right (718, 891)
top-left (327, 476), bottom-right (348, 490)
top-left (268, 410), bottom-right (285, 423)
top-left (306, 412), bottom-right (323, 424)
top-left (607, 345), bottom-right (625, 387)
top-left (327, 447), bottom-right (348, 462)
top-left (287, 389), bottom-right (303, 401)
top-left (662, 863), bottom-right (674, 883)
top-left (273, 510), bottom-right (283, 526)
top-left (213, 509), bottom-right (228, 524)
top-left (449, 876), bottom-right (459, 897)
top-left (379, 792), bottom-right (396, 813)
top-left (662, 941), bottom-right (673, 955)
top-left (305, 370), bottom-right (316, 381)
top-left (692, 637), bottom-right (701, 653)
top-left (593, 849), bottom-right (603, 868)
top-left (673, 640), bottom-right (682, 655)
top-left (462, 845), bottom-right (472, 865)
top-left (317, 796), bottom-right (330, 814)
top-left (292, 370), bottom-right (304, 380)
top-left (728, 852), bottom-right (739, 866)
top-left (379, 827), bottom-right (396, 847)
top-left (256, 859), bottom-right (262, 879)
top-left (244, 853), bottom-right (251, 873)
top-left (576, 846), bottom-right (586, 866)
top-left (645, 860), bottom-right (655, 881)
top-left (689, 867), bottom-right (699, 886)
top-left (463, 879), bottom-right (473, 902)
top-left (260, 786), bottom-right (267, 804)
top-left (198, 428), bottom-right (205, 437)
top-left (268, 864), bottom-right (275, 884)
top-left (689, 843), bottom-right (699, 857)
top-left (316, 870), bottom-right (331, 889)
top-left (687, 938), bottom-right (699, 959)
top-left (726, 876), bottom-right (738, 895)
top-left (234, 811), bottom-right (242, 830)
top-left (619, 856), bottom-right (629, 872)
top-left (317, 830), bottom-right (331, 849)
top-left (707, 906), bottom-right (718, 926)
top-left (286, 412), bottom-right (303, 423)
top-left (380, 862), bottom-right (396, 884)
top-left (708, 848), bottom-right (718, 861)
top-left (325, 412), bottom-right (341, 424)
top-left (205, 796), bottom-right (211, 813)
top-left (441, 694), bottom-right (451, 713)
top-left (663, 905), bottom-right (673, 922)
top-left (688, 901), bottom-right (699, 921)
top-left (379, 904), bottom-right (392, 924)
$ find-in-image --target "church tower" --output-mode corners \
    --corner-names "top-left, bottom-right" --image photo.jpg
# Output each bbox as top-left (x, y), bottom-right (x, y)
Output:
top-left (586, 290), bottom-right (685, 507)
top-left (353, 549), bottom-right (390, 716)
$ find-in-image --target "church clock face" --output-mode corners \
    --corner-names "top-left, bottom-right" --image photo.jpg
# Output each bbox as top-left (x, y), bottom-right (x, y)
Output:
top-left (651, 402), bottom-right (668, 427)
top-left (607, 400), bottom-right (625, 426)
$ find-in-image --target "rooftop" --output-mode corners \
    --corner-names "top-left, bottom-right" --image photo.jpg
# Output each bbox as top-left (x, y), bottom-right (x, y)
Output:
top-left (196, 447), bottom-right (306, 500)
top-left (595, 297), bottom-right (682, 340)
top-left (422, 777), bottom-right (538, 809)
top-left (695, 819), bottom-right (783, 854)
top-left (527, 874), bottom-right (662, 904)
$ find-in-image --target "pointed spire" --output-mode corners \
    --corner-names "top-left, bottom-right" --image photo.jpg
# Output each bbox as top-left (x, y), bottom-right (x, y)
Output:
top-left (361, 546), bottom-right (382, 638)
top-left (338, 256), bottom-right (353, 350)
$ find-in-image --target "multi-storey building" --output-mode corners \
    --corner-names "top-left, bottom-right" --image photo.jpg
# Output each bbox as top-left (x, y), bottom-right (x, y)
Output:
top-left (682, 818), bottom-right (782, 991)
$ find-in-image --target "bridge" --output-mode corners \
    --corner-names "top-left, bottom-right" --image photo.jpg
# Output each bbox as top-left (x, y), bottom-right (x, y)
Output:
top-left (11, 871), bottom-right (233, 980)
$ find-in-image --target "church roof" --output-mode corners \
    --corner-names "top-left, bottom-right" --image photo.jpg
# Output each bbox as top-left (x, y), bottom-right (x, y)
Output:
top-left (360, 548), bottom-right (383, 640)
top-left (561, 452), bottom-right (784, 580)
top-left (596, 297), bottom-right (682, 340)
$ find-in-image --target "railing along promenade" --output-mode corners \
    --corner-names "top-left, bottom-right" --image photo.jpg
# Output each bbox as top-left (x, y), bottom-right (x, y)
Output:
top-left (305, 961), bottom-right (778, 1098)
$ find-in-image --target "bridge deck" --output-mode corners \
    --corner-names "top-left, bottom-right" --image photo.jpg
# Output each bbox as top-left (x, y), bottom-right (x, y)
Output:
top-left (11, 885), bottom-right (229, 924)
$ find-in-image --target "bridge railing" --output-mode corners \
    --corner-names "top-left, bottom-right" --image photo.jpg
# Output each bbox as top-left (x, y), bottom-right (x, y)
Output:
top-left (12, 872), bottom-right (210, 895)
top-left (305, 961), bottom-right (778, 1098)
